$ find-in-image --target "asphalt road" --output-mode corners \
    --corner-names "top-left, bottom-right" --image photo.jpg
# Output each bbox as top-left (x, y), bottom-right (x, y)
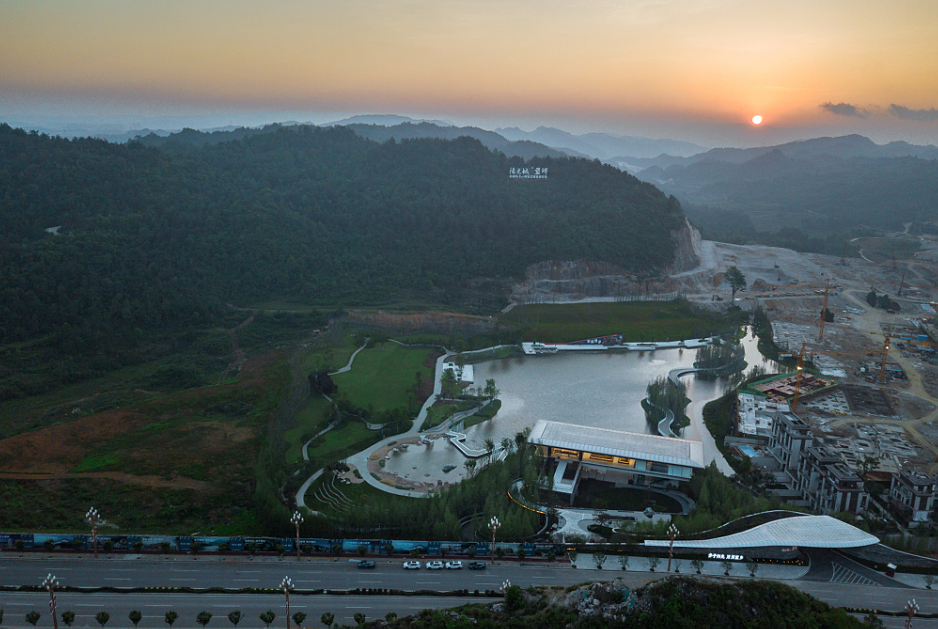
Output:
top-left (3, 554), bottom-right (938, 627)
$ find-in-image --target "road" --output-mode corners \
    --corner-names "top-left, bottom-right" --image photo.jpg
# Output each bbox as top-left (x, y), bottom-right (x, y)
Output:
top-left (3, 554), bottom-right (938, 626)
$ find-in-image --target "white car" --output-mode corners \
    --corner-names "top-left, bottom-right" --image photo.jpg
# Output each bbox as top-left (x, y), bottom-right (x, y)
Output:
top-left (425, 561), bottom-right (444, 570)
top-left (445, 561), bottom-right (463, 570)
top-left (403, 560), bottom-right (421, 570)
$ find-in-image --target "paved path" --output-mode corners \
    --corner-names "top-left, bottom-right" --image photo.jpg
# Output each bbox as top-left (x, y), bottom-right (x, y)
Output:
top-left (329, 338), bottom-right (369, 375)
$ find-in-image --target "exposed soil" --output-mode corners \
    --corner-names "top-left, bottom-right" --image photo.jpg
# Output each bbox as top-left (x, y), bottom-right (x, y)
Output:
top-left (0, 471), bottom-right (209, 491)
top-left (0, 410), bottom-right (149, 474)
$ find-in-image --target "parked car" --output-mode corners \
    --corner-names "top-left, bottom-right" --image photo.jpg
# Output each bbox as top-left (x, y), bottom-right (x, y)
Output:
top-left (467, 561), bottom-right (487, 570)
top-left (357, 560), bottom-right (376, 569)
top-left (402, 560), bottom-right (421, 570)
top-left (445, 561), bottom-right (463, 570)
top-left (425, 561), bottom-right (444, 570)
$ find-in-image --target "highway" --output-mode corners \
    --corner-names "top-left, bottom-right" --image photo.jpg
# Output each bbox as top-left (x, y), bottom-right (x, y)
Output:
top-left (3, 554), bottom-right (938, 627)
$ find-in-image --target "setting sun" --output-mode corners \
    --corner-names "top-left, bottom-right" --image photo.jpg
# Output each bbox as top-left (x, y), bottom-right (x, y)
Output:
top-left (752, 115), bottom-right (763, 125)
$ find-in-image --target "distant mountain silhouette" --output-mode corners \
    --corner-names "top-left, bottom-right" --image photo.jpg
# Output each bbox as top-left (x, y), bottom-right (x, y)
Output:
top-left (326, 114), bottom-right (454, 127)
top-left (495, 126), bottom-right (708, 160)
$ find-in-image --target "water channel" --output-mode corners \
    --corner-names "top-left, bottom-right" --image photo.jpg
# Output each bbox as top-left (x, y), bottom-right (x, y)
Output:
top-left (383, 328), bottom-right (777, 483)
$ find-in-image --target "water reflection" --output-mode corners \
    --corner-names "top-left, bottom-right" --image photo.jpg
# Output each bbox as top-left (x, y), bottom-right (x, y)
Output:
top-left (383, 328), bottom-right (776, 481)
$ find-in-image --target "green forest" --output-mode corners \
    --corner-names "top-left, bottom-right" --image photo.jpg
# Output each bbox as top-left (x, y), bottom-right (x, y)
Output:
top-left (0, 123), bottom-right (686, 399)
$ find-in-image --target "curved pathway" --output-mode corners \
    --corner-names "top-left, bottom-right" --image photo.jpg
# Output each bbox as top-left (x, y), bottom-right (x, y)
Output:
top-left (329, 338), bottom-right (369, 375)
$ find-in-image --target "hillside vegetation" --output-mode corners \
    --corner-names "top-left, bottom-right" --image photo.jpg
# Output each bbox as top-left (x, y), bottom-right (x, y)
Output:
top-left (0, 123), bottom-right (686, 399)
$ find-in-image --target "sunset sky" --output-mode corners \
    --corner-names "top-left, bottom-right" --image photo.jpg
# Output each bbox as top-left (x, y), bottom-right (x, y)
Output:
top-left (2, 0), bottom-right (937, 146)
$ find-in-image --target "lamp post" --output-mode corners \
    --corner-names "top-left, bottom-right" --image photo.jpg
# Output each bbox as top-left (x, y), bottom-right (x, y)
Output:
top-left (906, 599), bottom-right (920, 629)
top-left (667, 524), bottom-right (679, 572)
top-left (280, 576), bottom-right (294, 629)
top-left (489, 516), bottom-right (501, 566)
top-left (85, 507), bottom-right (102, 558)
top-left (42, 574), bottom-right (59, 629)
top-left (290, 511), bottom-right (303, 561)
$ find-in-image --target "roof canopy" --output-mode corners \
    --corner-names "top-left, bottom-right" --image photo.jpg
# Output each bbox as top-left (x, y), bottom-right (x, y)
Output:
top-left (645, 515), bottom-right (879, 549)
top-left (529, 420), bottom-right (705, 469)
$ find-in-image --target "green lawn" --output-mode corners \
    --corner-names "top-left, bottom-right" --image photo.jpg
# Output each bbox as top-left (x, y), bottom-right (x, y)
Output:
top-left (284, 396), bottom-right (333, 464)
top-left (302, 331), bottom-right (366, 374)
top-left (500, 301), bottom-right (736, 344)
top-left (305, 421), bottom-right (380, 463)
top-left (331, 341), bottom-right (434, 413)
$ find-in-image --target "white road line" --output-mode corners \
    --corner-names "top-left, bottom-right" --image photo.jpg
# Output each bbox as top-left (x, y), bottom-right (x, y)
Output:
top-left (104, 577), bottom-right (131, 581)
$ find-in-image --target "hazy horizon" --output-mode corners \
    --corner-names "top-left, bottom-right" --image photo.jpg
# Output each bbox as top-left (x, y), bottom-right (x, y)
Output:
top-left (2, 1), bottom-right (937, 148)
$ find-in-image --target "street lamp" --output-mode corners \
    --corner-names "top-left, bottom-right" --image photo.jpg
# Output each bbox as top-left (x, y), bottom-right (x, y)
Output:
top-left (85, 507), bottom-right (103, 558)
top-left (41, 574), bottom-right (59, 629)
top-left (906, 599), bottom-right (920, 629)
top-left (667, 524), bottom-right (679, 572)
top-left (280, 576), bottom-right (294, 629)
top-left (290, 511), bottom-right (304, 561)
top-left (489, 516), bottom-right (501, 566)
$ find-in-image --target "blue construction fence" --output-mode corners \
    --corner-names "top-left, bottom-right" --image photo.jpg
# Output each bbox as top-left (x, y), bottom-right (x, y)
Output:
top-left (0, 533), bottom-right (562, 557)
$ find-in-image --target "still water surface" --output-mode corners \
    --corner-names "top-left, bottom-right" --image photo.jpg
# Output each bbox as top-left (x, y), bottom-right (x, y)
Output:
top-left (383, 328), bottom-right (775, 483)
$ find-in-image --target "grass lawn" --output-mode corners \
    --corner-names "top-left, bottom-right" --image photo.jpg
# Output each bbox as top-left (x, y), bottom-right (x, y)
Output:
top-left (331, 341), bottom-right (434, 413)
top-left (284, 396), bottom-right (333, 464)
top-left (422, 400), bottom-right (476, 430)
top-left (306, 421), bottom-right (380, 463)
top-left (500, 300), bottom-right (736, 344)
top-left (305, 471), bottom-right (416, 516)
top-left (302, 330), bottom-right (366, 374)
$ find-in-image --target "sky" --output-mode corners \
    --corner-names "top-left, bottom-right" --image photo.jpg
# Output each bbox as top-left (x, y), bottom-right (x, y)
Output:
top-left (2, 0), bottom-right (938, 147)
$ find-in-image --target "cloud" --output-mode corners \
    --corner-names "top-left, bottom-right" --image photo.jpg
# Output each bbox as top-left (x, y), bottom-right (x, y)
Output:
top-left (820, 102), bottom-right (868, 118)
top-left (889, 104), bottom-right (938, 122)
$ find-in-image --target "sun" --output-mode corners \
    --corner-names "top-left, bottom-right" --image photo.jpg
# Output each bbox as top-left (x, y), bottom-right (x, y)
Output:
top-left (752, 115), bottom-right (763, 125)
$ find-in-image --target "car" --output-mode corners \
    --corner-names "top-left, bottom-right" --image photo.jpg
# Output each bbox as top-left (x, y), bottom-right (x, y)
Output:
top-left (467, 561), bottom-right (487, 570)
top-left (445, 561), bottom-right (463, 570)
top-left (425, 561), bottom-right (444, 570)
top-left (357, 560), bottom-right (376, 569)
top-left (402, 560), bottom-right (421, 570)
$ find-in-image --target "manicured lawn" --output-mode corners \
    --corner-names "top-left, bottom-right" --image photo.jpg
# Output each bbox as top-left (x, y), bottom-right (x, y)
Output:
top-left (500, 301), bottom-right (734, 343)
top-left (306, 421), bottom-right (380, 463)
top-left (331, 341), bottom-right (434, 413)
top-left (284, 396), bottom-right (333, 464)
top-left (302, 331), bottom-right (366, 374)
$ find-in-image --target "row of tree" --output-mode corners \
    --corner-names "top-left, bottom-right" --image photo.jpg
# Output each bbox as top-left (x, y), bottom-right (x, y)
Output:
top-left (12, 608), bottom-right (341, 628)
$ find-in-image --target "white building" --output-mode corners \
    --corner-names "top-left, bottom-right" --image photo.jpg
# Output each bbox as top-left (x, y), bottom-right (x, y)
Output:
top-left (737, 392), bottom-right (787, 438)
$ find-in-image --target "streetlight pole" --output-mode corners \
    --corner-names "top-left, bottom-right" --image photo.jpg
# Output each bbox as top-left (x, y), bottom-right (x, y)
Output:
top-left (42, 574), bottom-right (59, 629)
top-left (85, 507), bottom-right (102, 558)
top-left (280, 576), bottom-right (294, 629)
top-left (906, 599), bottom-right (920, 629)
top-left (667, 524), bottom-right (679, 572)
top-left (290, 511), bottom-right (303, 561)
top-left (489, 516), bottom-right (501, 566)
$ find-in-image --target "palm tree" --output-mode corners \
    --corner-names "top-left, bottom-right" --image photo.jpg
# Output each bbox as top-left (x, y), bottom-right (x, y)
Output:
top-left (501, 437), bottom-right (513, 454)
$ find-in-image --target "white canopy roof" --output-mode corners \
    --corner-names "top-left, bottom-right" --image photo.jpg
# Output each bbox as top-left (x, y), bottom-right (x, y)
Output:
top-left (529, 420), bottom-right (705, 469)
top-left (644, 515), bottom-right (879, 549)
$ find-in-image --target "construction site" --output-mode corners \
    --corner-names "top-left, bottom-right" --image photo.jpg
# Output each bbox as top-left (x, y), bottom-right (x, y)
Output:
top-left (670, 228), bottom-right (938, 477)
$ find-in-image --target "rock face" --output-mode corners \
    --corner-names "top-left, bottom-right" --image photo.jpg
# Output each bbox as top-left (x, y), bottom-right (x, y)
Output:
top-left (507, 220), bottom-right (700, 304)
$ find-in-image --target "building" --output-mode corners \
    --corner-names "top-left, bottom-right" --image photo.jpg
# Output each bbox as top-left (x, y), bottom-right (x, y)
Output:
top-left (889, 469), bottom-right (938, 524)
top-left (766, 410), bottom-right (870, 516)
top-left (529, 420), bottom-right (705, 504)
top-left (768, 411), bottom-right (813, 485)
top-left (737, 392), bottom-right (787, 438)
top-left (796, 447), bottom-right (869, 515)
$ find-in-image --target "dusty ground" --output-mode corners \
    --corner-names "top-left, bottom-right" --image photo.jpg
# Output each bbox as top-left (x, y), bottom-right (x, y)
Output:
top-left (365, 437), bottom-right (458, 493)
top-left (674, 231), bottom-right (938, 472)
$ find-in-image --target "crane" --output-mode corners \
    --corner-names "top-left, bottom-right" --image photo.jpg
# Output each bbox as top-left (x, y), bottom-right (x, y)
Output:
top-left (789, 335), bottom-right (892, 413)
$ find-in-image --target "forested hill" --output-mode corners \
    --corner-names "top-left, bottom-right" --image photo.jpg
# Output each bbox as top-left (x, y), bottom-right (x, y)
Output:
top-left (0, 122), bottom-right (684, 353)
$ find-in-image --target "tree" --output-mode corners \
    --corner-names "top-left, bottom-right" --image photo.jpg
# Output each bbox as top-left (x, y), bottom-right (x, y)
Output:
top-left (292, 612), bottom-right (306, 628)
top-left (25, 611), bottom-right (41, 627)
top-left (357, 545), bottom-right (367, 558)
top-left (196, 611), bottom-right (212, 627)
top-left (353, 612), bottom-right (366, 627)
top-left (746, 560), bottom-right (759, 578)
top-left (95, 611), bottom-right (110, 628)
top-left (517, 547), bottom-right (526, 565)
top-left (320, 612), bottom-right (335, 629)
top-left (691, 558), bottom-right (703, 574)
top-left (568, 548), bottom-right (578, 566)
top-left (592, 552), bottom-right (606, 570)
top-left (385, 612), bottom-right (398, 623)
top-left (484, 378), bottom-right (499, 401)
top-left (259, 611), bottom-right (275, 628)
top-left (227, 611), bottom-right (243, 626)
top-left (619, 555), bottom-right (630, 571)
top-left (383, 542), bottom-right (394, 558)
top-left (464, 459), bottom-right (476, 477)
top-left (129, 610), bottom-right (143, 628)
top-left (62, 611), bottom-right (76, 627)
top-left (484, 439), bottom-right (496, 463)
top-left (721, 559), bottom-right (733, 575)
top-left (440, 368), bottom-right (460, 399)
top-left (164, 611), bottom-right (179, 627)
top-left (866, 290), bottom-right (878, 307)
top-left (501, 437), bottom-right (513, 454)
top-left (647, 556), bottom-right (661, 572)
top-left (725, 266), bottom-right (747, 301)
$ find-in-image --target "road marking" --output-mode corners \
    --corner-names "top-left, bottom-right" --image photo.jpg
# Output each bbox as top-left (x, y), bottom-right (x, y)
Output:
top-left (104, 577), bottom-right (131, 581)
top-left (170, 569), bottom-right (199, 572)
top-left (233, 579), bottom-right (259, 582)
